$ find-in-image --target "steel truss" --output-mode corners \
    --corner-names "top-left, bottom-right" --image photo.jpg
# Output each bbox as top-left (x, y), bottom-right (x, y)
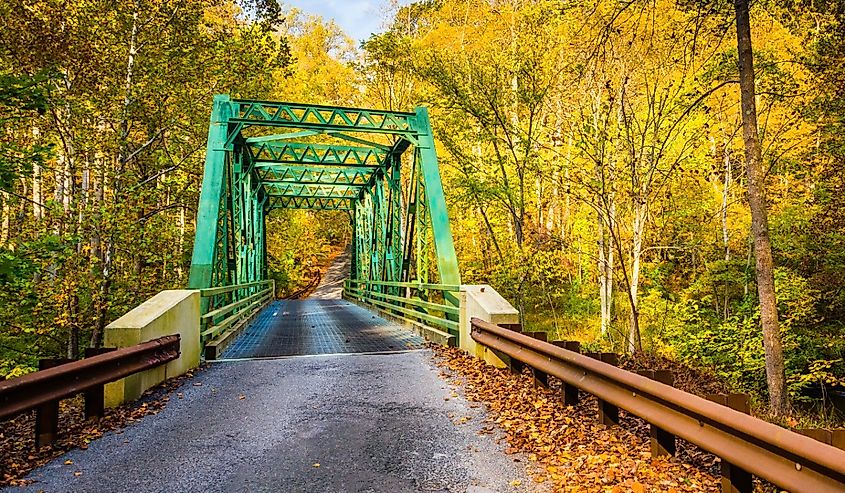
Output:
top-left (189, 95), bottom-right (460, 331)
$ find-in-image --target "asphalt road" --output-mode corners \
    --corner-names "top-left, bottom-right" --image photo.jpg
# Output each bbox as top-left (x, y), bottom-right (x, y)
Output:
top-left (10, 255), bottom-right (535, 492)
top-left (12, 352), bottom-right (533, 493)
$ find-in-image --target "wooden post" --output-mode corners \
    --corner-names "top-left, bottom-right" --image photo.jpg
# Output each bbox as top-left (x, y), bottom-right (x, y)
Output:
top-left (552, 341), bottom-right (580, 406)
top-left (586, 352), bottom-right (620, 426)
top-left (83, 348), bottom-right (116, 419)
top-left (834, 430), bottom-right (845, 451)
top-left (707, 393), bottom-right (753, 493)
top-left (501, 324), bottom-right (524, 374)
top-left (523, 331), bottom-right (548, 388)
top-left (35, 358), bottom-right (72, 449)
top-left (638, 370), bottom-right (676, 457)
top-left (796, 429), bottom-right (845, 451)
top-left (597, 353), bottom-right (620, 426)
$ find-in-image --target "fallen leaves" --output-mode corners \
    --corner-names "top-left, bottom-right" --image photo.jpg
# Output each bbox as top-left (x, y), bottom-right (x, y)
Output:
top-left (0, 365), bottom-right (206, 486)
top-left (430, 346), bottom-right (721, 493)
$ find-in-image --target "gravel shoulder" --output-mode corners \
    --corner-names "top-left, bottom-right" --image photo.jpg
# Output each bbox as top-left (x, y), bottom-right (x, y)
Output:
top-left (7, 351), bottom-right (537, 493)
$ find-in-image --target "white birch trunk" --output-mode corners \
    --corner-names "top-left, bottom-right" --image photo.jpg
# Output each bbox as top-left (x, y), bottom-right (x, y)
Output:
top-left (628, 203), bottom-right (645, 353)
top-left (1, 192), bottom-right (9, 244)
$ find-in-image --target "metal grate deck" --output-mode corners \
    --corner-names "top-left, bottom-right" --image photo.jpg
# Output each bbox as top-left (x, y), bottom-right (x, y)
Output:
top-left (221, 299), bottom-right (425, 359)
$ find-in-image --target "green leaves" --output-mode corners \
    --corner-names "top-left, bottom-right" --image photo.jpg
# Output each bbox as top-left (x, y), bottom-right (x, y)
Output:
top-left (0, 70), bottom-right (53, 189)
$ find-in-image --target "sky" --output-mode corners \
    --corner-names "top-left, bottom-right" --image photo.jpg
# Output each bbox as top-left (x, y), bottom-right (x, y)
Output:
top-left (283, 0), bottom-right (410, 43)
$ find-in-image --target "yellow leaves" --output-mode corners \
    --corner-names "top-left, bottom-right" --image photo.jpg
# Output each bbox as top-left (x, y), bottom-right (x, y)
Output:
top-left (431, 345), bottom-right (720, 493)
top-left (509, 479), bottom-right (522, 487)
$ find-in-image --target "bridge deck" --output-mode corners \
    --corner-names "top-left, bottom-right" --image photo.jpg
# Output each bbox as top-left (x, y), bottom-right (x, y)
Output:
top-left (222, 299), bottom-right (425, 359)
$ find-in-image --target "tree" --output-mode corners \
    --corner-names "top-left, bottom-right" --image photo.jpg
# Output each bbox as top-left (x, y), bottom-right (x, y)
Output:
top-left (734, 0), bottom-right (788, 415)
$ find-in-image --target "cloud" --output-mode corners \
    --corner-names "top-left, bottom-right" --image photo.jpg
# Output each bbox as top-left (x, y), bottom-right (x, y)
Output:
top-left (284, 0), bottom-right (390, 42)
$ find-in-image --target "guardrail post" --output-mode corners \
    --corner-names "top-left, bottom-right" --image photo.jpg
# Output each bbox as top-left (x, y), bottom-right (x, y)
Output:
top-left (523, 331), bottom-right (549, 387)
top-left (83, 348), bottom-right (116, 419)
top-left (638, 370), bottom-right (677, 457)
top-left (797, 429), bottom-right (845, 451)
top-left (587, 352), bottom-right (620, 426)
top-left (552, 341), bottom-right (580, 406)
top-left (35, 358), bottom-right (71, 449)
top-left (501, 324), bottom-right (524, 374)
top-left (836, 430), bottom-right (845, 450)
top-left (707, 393), bottom-right (753, 493)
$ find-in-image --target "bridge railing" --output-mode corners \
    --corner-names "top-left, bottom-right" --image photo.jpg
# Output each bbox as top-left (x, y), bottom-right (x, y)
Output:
top-left (200, 279), bottom-right (275, 357)
top-left (470, 318), bottom-right (845, 493)
top-left (343, 279), bottom-right (460, 344)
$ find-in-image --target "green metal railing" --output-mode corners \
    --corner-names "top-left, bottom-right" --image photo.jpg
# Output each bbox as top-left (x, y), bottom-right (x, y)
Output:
top-left (343, 279), bottom-right (459, 340)
top-left (200, 279), bottom-right (275, 344)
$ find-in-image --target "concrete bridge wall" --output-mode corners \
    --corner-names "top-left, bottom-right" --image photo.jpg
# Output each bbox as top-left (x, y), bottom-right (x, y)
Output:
top-left (103, 290), bottom-right (202, 407)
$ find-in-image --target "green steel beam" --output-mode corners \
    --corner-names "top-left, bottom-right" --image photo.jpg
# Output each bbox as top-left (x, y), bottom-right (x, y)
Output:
top-left (245, 130), bottom-right (322, 143)
top-left (248, 142), bottom-right (388, 166)
top-left (255, 166), bottom-right (374, 186)
top-left (263, 184), bottom-right (362, 198)
top-left (267, 196), bottom-right (354, 210)
top-left (254, 163), bottom-right (379, 172)
top-left (414, 107), bottom-right (460, 287)
top-left (325, 131), bottom-right (392, 150)
top-left (230, 99), bottom-right (416, 136)
top-left (260, 178), bottom-right (368, 186)
top-left (246, 130), bottom-right (390, 150)
top-left (189, 94), bottom-right (232, 291)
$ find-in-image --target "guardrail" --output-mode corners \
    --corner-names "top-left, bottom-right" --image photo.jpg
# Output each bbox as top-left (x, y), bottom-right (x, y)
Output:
top-left (200, 280), bottom-right (274, 355)
top-left (343, 279), bottom-right (459, 343)
top-left (0, 335), bottom-right (180, 449)
top-left (470, 318), bottom-right (845, 493)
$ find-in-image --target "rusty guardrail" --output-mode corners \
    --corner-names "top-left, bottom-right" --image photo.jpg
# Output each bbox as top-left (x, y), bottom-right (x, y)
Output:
top-left (0, 335), bottom-right (180, 448)
top-left (470, 318), bottom-right (845, 493)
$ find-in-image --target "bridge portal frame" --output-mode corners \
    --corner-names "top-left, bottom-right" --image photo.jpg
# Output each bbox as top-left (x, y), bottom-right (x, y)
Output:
top-left (188, 95), bottom-right (461, 335)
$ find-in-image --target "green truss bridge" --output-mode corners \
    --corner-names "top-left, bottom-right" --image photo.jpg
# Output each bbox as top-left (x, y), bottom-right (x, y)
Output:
top-left (187, 95), bottom-right (461, 298)
top-left (175, 95), bottom-right (519, 360)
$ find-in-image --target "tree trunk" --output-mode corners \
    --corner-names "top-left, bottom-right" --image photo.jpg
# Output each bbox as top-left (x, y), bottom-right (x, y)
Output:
top-left (605, 203), bottom-right (613, 333)
top-left (32, 164), bottom-right (42, 220)
top-left (177, 205), bottom-right (186, 279)
top-left (597, 203), bottom-right (614, 338)
top-left (627, 202), bottom-right (645, 353)
top-left (598, 214), bottom-right (608, 336)
top-left (721, 135), bottom-right (732, 319)
top-left (735, 0), bottom-right (788, 416)
top-left (1, 192), bottom-right (9, 244)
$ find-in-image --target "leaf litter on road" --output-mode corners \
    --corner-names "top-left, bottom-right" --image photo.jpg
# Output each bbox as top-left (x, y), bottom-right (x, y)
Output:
top-left (430, 345), bottom-right (720, 493)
